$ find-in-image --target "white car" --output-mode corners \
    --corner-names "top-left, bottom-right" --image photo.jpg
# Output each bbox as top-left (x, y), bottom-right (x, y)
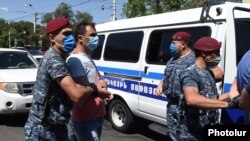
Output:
top-left (33, 55), bottom-right (43, 63)
top-left (0, 48), bottom-right (38, 114)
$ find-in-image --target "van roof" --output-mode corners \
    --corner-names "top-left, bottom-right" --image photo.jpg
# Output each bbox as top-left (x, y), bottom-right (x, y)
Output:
top-left (96, 2), bottom-right (250, 32)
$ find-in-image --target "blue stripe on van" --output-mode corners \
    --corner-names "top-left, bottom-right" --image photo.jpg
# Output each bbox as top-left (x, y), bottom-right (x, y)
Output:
top-left (97, 66), bottom-right (164, 79)
top-left (223, 83), bottom-right (231, 93)
top-left (97, 66), bottom-right (140, 77)
top-left (98, 65), bottom-right (248, 124)
top-left (142, 72), bottom-right (164, 79)
top-left (103, 75), bottom-right (167, 101)
top-left (221, 83), bottom-right (247, 124)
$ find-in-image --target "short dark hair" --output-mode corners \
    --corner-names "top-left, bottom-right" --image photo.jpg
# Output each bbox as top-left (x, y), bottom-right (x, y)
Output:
top-left (73, 21), bottom-right (96, 42)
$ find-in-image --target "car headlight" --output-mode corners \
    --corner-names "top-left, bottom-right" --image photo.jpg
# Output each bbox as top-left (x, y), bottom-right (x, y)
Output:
top-left (0, 82), bottom-right (19, 93)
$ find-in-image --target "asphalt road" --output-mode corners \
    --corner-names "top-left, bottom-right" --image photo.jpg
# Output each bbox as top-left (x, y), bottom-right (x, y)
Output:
top-left (0, 113), bottom-right (169, 141)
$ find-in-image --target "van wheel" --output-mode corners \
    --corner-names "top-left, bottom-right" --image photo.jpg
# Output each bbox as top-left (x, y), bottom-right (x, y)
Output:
top-left (108, 99), bottom-right (134, 133)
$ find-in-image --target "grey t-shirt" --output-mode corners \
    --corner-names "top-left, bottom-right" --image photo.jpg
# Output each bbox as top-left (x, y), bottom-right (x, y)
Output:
top-left (66, 52), bottom-right (98, 84)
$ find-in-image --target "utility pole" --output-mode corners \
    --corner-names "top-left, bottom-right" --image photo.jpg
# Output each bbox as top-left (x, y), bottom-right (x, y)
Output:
top-left (9, 31), bottom-right (11, 48)
top-left (101, 0), bottom-right (117, 21)
top-left (33, 12), bottom-right (37, 34)
top-left (112, 0), bottom-right (117, 21)
top-left (25, 4), bottom-right (37, 47)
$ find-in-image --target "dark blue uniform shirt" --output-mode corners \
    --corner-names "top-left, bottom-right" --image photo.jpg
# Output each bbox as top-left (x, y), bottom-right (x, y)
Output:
top-left (24, 48), bottom-right (71, 141)
top-left (163, 51), bottom-right (219, 141)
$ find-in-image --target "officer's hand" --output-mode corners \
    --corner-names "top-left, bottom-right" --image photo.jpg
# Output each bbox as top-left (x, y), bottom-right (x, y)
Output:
top-left (98, 79), bottom-right (108, 90)
top-left (105, 93), bottom-right (114, 101)
top-left (156, 84), bottom-right (163, 96)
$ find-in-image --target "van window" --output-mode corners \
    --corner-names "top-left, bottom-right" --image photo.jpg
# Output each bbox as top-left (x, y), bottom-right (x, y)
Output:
top-left (104, 31), bottom-right (144, 62)
top-left (92, 35), bottom-right (105, 60)
top-left (146, 26), bottom-right (211, 65)
top-left (235, 20), bottom-right (250, 64)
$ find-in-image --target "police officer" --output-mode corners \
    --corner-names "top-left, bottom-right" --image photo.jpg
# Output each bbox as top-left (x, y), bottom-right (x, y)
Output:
top-left (166, 36), bottom-right (230, 141)
top-left (229, 46), bottom-right (250, 123)
top-left (240, 83), bottom-right (250, 113)
top-left (156, 31), bottom-right (195, 96)
top-left (24, 18), bottom-right (111, 141)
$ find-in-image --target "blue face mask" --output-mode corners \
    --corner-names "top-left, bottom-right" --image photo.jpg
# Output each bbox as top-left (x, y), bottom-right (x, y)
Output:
top-left (169, 42), bottom-right (177, 56)
top-left (62, 35), bottom-right (76, 53)
top-left (86, 36), bottom-right (99, 51)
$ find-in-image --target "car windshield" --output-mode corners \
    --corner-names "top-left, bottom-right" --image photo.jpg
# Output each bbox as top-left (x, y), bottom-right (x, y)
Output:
top-left (35, 57), bottom-right (42, 63)
top-left (0, 51), bottom-right (39, 69)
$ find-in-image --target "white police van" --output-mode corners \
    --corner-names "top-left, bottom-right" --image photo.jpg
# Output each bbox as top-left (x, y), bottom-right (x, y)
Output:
top-left (92, 2), bottom-right (250, 132)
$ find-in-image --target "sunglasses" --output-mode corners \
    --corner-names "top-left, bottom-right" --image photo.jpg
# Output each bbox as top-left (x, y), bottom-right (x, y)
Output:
top-left (89, 33), bottom-right (97, 37)
top-left (62, 31), bottom-right (73, 36)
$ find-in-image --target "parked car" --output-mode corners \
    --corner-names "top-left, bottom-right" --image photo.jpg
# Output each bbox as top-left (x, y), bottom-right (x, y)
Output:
top-left (10, 46), bottom-right (28, 51)
top-left (33, 55), bottom-right (43, 63)
top-left (0, 48), bottom-right (38, 114)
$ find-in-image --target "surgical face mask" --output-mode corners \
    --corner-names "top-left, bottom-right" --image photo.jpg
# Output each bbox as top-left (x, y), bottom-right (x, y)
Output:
top-left (170, 42), bottom-right (177, 56)
top-left (55, 34), bottom-right (76, 53)
top-left (169, 42), bottom-right (183, 57)
top-left (86, 36), bottom-right (99, 51)
top-left (206, 55), bottom-right (221, 69)
top-left (62, 35), bottom-right (76, 53)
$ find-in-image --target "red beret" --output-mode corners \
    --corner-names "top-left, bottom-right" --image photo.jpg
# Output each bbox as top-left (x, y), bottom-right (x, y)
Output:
top-left (172, 31), bottom-right (191, 41)
top-left (193, 37), bottom-right (221, 52)
top-left (45, 17), bottom-right (70, 34)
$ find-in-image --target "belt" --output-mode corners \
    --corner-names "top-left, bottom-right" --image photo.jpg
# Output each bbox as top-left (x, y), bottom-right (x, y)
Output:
top-left (167, 97), bottom-right (179, 106)
top-left (42, 119), bottom-right (66, 131)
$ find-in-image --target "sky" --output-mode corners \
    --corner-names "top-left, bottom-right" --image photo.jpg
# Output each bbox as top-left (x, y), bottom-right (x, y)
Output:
top-left (0, 0), bottom-right (128, 25)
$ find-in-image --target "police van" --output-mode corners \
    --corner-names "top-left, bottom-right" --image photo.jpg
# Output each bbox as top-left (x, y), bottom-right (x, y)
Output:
top-left (92, 2), bottom-right (250, 132)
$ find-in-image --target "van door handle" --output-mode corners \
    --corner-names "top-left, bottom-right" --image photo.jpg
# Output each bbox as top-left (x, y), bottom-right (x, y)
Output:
top-left (144, 66), bottom-right (148, 74)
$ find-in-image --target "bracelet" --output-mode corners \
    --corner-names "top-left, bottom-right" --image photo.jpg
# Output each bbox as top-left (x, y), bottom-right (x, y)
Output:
top-left (89, 83), bottom-right (98, 96)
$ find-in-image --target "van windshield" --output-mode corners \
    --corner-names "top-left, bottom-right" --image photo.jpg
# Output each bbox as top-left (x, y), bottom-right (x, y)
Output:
top-left (0, 51), bottom-right (39, 69)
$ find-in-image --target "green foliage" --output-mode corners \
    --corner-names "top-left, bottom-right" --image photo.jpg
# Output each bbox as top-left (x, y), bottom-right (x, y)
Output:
top-left (41, 2), bottom-right (74, 24)
top-left (123, 0), bottom-right (148, 18)
top-left (0, 2), bottom-right (93, 49)
top-left (0, 19), bottom-right (44, 48)
top-left (54, 2), bottom-right (74, 21)
top-left (75, 11), bottom-right (93, 23)
top-left (122, 0), bottom-right (231, 18)
top-left (41, 13), bottom-right (54, 24)
top-left (41, 2), bottom-right (93, 25)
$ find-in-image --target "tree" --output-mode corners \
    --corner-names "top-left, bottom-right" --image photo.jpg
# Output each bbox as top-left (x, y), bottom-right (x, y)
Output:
top-left (122, 0), bottom-right (231, 18)
top-left (41, 2), bottom-right (74, 24)
top-left (75, 11), bottom-right (93, 23)
top-left (123, 0), bottom-right (148, 18)
top-left (41, 13), bottom-right (54, 24)
top-left (0, 18), bottom-right (45, 48)
top-left (0, 19), bottom-right (9, 47)
top-left (54, 2), bottom-right (74, 20)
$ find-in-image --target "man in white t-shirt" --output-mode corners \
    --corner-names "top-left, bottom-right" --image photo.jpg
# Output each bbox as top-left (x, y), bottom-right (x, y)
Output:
top-left (66, 21), bottom-right (113, 141)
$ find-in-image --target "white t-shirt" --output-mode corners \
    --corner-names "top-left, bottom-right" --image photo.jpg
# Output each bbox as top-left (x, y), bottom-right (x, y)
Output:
top-left (66, 52), bottom-right (97, 84)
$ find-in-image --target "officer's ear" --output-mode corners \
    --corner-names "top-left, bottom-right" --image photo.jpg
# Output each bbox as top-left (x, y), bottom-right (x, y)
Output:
top-left (181, 41), bottom-right (187, 49)
top-left (48, 34), bottom-right (55, 41)
top-left (78, 35), bottom-right (83, 41)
